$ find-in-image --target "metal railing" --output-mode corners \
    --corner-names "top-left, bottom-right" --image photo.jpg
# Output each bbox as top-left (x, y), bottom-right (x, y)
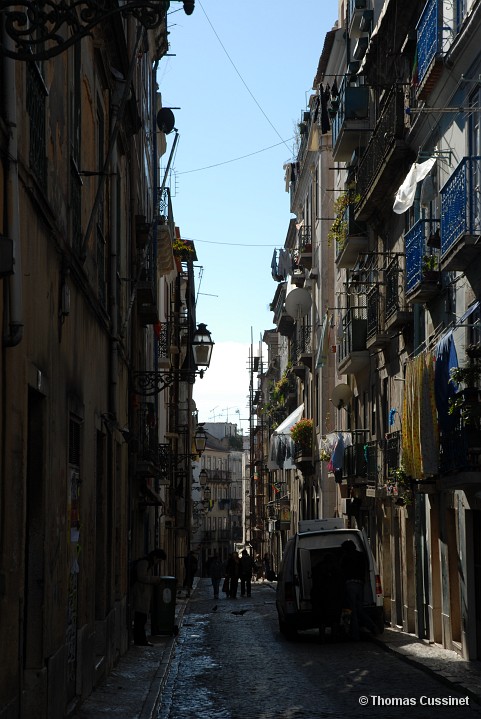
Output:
top-left (338, 306), bottom-right (367, 364)
top-left (416, 0), bottom-right (442, 86)
top-left (384, 430), bottom-right (401, 479)
top-left (356, 85), bottom-right (405, 205)
top-left (385, 256), bottom-right (404, 320)
top-left (405, 219), bottom-right (438, 292)
top-left (367, 287), bottom-right (382, 340)
top-left (440, 157), bottom-right (481, 256)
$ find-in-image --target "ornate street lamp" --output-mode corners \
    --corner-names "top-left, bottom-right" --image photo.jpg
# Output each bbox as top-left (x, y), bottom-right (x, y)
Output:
top-left (199, 468), bottom-right (208, 487)
top-left (203, 486), bottom-right (211, 501)
top-left (0, 1), bottom-right (195, 61)
top-left (132, 322), bottom-right (214, 396)
top-left (191, 323), bottom-right (214, 375)
top-left (194, 425), bottom-right (207, 457)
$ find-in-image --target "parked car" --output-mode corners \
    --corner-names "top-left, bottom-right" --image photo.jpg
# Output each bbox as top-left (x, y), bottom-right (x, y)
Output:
top-left (276, 519), bottom-right (384, 639)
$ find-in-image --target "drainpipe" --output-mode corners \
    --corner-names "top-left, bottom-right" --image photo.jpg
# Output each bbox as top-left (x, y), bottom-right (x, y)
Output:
top-left (109, 74), bottom-right (124, 422)
top-left (3, 29), bottom-right (23, 347)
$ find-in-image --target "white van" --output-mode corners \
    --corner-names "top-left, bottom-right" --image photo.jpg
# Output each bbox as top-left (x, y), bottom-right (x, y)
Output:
top-left (275, 519), bottom-right (384, 639)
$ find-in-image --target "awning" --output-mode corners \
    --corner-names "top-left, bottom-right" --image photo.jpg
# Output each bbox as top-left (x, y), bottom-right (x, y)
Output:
top-left (268, 404), bottom-right (304, 470)
top-left (274, 403), bottom-right (304, 436)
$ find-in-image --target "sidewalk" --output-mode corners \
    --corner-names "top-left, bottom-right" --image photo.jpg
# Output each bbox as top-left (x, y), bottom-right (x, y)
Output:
top-left (70, 579), bottom-right (481, 717)
top-left (69, 586), bottom-right (193, 719)
top-left (376, 627), bottom-right (481, 705)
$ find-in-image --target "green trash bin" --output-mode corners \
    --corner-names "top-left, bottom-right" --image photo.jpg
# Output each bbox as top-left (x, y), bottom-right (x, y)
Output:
top-left (151, 576), bottom-right (178, 636)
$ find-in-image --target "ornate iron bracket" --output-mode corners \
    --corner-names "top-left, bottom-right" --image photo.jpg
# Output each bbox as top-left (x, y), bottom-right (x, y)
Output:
top-left (0, 1), bottom-right (187, 61)
top-left (132, 369), bottom-right (202, 395)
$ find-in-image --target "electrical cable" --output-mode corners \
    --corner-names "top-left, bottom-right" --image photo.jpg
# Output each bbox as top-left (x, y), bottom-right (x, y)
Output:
top-left (198, 0), bottom-right (292, 153)
top-left (176, 137), bottom-right (296, 174)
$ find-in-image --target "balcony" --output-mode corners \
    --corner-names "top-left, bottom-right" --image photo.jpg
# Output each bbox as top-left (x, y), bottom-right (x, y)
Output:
top-left (134, 404), bottom-right (160, 477)
top-left (384, 256), bottom-right (413, 331)
top-left (337, 306), bottom-right (369, 375)
top-left (366, 286), bottom-right (390, 349)
top-left (348, 0), bottom-right (372, 39)
top-left (291, 324), bottom-right (313, 371)
top-left (405, 219), bottom-right (441, 303)
top-left (356, 86), bottom-right (412, 221)
top-left (335, 204), bottom-right (368, 269)
top-left (439, 424), bottom-right (481, 486)
top-left (343, 430), bottom-right (369, 482)
top-left (366, 439), bottom-right (378, 487)
top-left (415, 0), bottom-right (445, 101)
top-left (270, 283), bottom-right (294, 338)
top-left (440, 157), bottom-right (481, 272)
top-left (296, 226), bottom-right (313, 270)
top-left (157, 187), bottom-right (175, 275)
top-left (137, 244), bottom-right (158, 325)
top-left (384, 431), bottom-right (401, 481)
top-left (331, 75), bottom-right (370, 162)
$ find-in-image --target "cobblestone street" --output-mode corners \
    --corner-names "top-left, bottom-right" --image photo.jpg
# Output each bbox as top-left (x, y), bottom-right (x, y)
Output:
top-left (156, 580), bottom-right (481, 719)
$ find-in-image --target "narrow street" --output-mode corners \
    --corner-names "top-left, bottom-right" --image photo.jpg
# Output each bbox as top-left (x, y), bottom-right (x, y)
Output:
top-left (158, 579), bottom-right (481, 719)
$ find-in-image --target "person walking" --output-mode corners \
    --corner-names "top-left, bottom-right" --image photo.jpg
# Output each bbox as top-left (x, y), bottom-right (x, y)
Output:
top-left (183, 550), bottom-right (198, 596)
top-left (262, 553), bottom-right (272, 581)
top-left (239, 549), bottom-right (253, 597)
top-left (208, 552), bottom-right (224, 599)
top-left (132, 548), bottom-right (167, 646)
top-left (225, 551), bottom-right (240, 599)
top-left (340, 540), bottom-right (379, 641)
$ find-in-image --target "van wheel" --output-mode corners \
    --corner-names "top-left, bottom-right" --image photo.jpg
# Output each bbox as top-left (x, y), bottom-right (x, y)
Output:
top-left (279, 618), bottom-right (297, 640)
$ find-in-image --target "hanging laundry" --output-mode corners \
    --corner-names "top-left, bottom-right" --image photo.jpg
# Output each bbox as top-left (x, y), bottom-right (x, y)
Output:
top-left (320, 83), bottom-right (331, 134)
top-left (393, 157), bottom-right (436, 214)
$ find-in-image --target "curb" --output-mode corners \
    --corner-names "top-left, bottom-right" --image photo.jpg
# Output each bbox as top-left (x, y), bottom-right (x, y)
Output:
top-left (375, 633), bottom-right (481, 707)
top-left (140, 587), bottom-right (192, 719)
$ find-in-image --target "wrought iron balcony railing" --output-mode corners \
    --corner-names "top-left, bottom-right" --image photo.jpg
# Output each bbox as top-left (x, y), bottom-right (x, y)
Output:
top-left (356, 85), bottom-right (407, 216)
top-left (366, 439), bottom-right (378, 485)
top-left (416, 0), bottom-right (443, 88)
top-left (385, 255), bottom-right (410, 326)
top-left (405, 219), bottom-right (440, 298)
top-left (440, 157), bottom-right (481, 268)
top-left (331, 74), bottom-right (370, 162)
top-left (291, 324), bottom-right (313, 366)
top-left (337, 306), bottom-right (368, 372)
top-left (384, 430), bottom-right (401, 480)
top-left (366, 286), bottom-right (382, 340)
top-left (343, 430), bottom-right (369, 480)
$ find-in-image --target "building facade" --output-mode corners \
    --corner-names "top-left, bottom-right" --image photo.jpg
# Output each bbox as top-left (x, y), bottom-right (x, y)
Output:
top-left (261, 0), bottom-right (481, 660)
top-left (0, 4), bottom-right (208, 717)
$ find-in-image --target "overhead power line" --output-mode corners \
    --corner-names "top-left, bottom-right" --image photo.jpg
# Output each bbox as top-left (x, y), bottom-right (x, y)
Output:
top-left (177, 136), bottom-right (295, 175)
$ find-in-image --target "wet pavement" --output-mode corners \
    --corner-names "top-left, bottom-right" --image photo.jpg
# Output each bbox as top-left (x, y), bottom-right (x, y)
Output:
top-left (69, 578), bottom-right (481, 718)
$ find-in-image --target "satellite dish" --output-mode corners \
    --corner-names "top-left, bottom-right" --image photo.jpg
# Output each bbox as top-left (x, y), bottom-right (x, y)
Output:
top-left (285, 287), bottom-right (312, 319)
top-left (331, 383), bottom-right (353, 410)
top-left (156, 108), bottom-right (176, 134)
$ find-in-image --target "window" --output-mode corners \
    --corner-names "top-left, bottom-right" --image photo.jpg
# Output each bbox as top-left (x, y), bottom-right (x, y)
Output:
top-left (27, 61), bottom-right (47, 187)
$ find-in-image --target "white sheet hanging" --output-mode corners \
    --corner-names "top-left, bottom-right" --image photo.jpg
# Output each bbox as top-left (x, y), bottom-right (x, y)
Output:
top-left (393, 157), bottom-right (436, 214)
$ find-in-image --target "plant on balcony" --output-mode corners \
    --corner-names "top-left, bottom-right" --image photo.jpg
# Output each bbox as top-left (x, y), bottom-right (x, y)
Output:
top-left (422, 253), bottom-right (439, 279)
top-left (290, 417), bottom-right (313, 452)
top-left (172, 237), bottom-right (194, 257)
top-left (448, 359), bottom-right (481, 428)
top-left (328, 187), bottom-right (361, 249)
top-left (387, 465), bottom-right (413, 506)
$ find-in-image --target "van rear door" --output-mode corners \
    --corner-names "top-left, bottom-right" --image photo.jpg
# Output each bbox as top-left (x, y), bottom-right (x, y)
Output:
top-left (298, 547), bottom-right (312, 610)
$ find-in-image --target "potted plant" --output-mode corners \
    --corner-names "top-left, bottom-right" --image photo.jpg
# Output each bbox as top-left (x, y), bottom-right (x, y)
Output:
top-left (390, 465), bottom-right (413, 506)
top-left (328, 187), bottom-right (361, 251)
top-left (172, 237), bottom-right (195, 258)
top-left (448, 359), bottom-right (481, 429)
top-left (290, 418), bottom-right (314, 453)
top-left (422, 253), bottom-right (439, 281)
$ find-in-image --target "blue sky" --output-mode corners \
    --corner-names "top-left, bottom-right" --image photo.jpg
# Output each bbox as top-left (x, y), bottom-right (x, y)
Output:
top-left (158, 0), bottom-right (338, 430)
